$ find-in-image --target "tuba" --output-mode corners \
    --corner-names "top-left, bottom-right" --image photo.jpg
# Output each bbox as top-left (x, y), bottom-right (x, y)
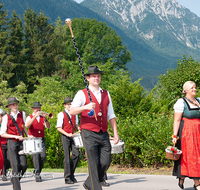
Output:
top-left (39, 111), bottom-right (54, 119)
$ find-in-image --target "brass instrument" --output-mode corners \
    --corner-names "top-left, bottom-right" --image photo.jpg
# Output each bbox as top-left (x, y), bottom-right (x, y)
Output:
top-left (39, 111), bottom-right (54, 119)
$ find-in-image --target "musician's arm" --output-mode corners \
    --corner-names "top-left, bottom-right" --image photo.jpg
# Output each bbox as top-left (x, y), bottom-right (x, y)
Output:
top-left (1, 133), bottom-right (23, 140)
top-left (44, 119), bottom-right (51, 129)
top-left (26, 115), bottom-right (38, 128)
top-left (57, 127), bottom-right (73, 137)
top-left (109, 118), bottom-right (119, 144)
top-left (70, 90), bottom-right (88, 115)
top-left (23, 127), bottom-right (29, 137)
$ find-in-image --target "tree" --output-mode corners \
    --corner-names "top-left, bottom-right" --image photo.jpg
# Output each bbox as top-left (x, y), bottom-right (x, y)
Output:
top-left (0, 3), bottom-right (10, 81)
top-left (62, 18), bottom-right (132, 70)
top-left (23, 8), bottom-right (56, 92)
top-left (4, 11), bottom-right (25, 87)
top-left (157, 56), bottom-right (200, 103)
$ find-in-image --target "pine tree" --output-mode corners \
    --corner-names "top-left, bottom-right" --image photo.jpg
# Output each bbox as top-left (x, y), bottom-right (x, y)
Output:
top-left (0, 3), bottom-right (10, 81)
top-left (24, 8), bottom-right (56, 76)
top-left (5, 11), bottom-right (25, 87)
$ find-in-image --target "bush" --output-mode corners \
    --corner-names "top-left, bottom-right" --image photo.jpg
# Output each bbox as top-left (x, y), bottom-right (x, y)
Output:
top-left (110, 112), bottom-right (174, 167)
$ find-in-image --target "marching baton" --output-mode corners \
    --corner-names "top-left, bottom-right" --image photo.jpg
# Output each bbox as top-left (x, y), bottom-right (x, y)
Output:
top-left (65, 18), bottom-right (97, 121)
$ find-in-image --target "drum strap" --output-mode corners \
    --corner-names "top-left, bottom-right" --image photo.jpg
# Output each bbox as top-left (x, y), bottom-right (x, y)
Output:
top-left (63, 110), bottom-right (74, 133)
top-left (9, 114), bottom-right (23, 136)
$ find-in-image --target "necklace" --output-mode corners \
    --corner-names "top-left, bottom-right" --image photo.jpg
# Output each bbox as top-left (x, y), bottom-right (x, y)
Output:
top-left (185, 97), bottom-right (200, 108)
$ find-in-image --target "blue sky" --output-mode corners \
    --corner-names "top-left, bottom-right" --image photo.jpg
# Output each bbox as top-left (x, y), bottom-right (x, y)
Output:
top-left (74, 0), bottom-right (200, 17)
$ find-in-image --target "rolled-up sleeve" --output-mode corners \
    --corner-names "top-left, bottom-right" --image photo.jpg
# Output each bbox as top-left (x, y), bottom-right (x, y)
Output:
top-left (0, 115), bottom-right (8, 135)
top-left (56, 112), bottom-right (64, 128)
top-left (71, 90), bottom-right (85, 108)
top-left (107, 91), bottom-right (116, 121)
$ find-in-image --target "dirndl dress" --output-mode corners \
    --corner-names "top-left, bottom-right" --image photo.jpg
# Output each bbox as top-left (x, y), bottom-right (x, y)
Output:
top-left (173, 97), bottom-right (200, 179)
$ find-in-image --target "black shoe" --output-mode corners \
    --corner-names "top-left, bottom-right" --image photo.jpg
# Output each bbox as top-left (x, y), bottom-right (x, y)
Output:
top-left (71, 176), bottom-right (77, 183)
top-left (2, 175), bottom-right (7, 181)
top-left (65, 179), bottom-right (74, 184)
top-left (101, 180), bottom-right (110, 187)
top-left (194, 184), bottom-right (200, 190)
top-left (83, 182), bottom-right (89, 189)
top-left (178, 178), bottom-right (184, 189)
top-left (35, 175), bottom-right (42, 182)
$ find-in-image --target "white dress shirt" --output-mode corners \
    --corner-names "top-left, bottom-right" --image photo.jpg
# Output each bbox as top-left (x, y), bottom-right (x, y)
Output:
top-left (71, 85), bottom-right (116, 121)
top-left (0, 111), bottom-right (26, 135)
top-left (56, 108), bottom-right (78, 128)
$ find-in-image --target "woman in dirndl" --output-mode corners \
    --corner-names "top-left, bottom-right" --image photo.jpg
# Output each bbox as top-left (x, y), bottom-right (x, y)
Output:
top-left (172, 81), bottom-right (200, 190)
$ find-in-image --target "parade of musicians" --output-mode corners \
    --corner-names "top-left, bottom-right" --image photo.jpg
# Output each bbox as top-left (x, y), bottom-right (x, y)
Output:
top-left (2, 0), bottom-right (200, 190)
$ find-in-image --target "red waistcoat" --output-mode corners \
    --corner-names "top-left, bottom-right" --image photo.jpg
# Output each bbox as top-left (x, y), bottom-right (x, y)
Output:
top-left (28, 115), bottom-right (45, 138)
top-left (62, 111), bottom-right (76, 133)
top-left (7, 111), bottom-right (25, 142)
top-left (80, 88), bottom-right (109, 132)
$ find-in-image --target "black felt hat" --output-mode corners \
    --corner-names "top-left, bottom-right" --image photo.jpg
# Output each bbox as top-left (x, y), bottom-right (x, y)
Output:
top-left (63, 97), bottom-right (72, 104)
top-left (6, 97), bottom-right (19, 107)
top-left (85, 66), bottom-right (103, 76)
top-left (32, 102), bottom-right (42, 108)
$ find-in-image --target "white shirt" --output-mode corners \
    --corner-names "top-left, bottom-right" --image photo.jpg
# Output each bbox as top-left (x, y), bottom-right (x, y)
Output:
top-left (25, 113), bottom-right (51, 128)
top-left (0, 108), bottom-right (3, 114)
top-left (56, 108), bottom-right (78, 128)
top-left (71, 85), bottom-right (116, 121)
top-left (0, 111), bottom-right (26, 135)
top-left (173, 97), bottom-right (200, 113)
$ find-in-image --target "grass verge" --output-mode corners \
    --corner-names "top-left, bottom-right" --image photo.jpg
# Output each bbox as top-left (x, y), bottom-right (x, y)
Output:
top-left (27, 165), bottom-right (173, 175)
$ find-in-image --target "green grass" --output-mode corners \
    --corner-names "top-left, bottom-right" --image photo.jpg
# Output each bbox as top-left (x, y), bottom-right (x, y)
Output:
top-left (27, 165), bottom-right (173, 175)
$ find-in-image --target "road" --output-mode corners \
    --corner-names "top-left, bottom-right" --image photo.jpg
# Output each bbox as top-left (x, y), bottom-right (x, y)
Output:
top-left (0, 172), bottom-right (195, 190)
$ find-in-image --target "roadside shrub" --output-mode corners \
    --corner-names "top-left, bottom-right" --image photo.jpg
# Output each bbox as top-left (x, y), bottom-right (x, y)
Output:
top-left (110, 112), bottom-right (174, 167)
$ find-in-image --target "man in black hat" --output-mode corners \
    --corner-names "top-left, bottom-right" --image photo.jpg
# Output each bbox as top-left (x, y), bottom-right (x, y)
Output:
top-left (70, 66), bottom-right (119, 190)
top-left (0, 97), bottom-right (29, 190)
top-left (0, 109), bottom-right (10, 181)
top-left (56, 97), bottom-right (80, 184)
top-left (25, 102), bottom-right (51, 182)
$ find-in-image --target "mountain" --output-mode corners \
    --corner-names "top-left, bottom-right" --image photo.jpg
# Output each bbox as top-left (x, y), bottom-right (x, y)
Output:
top-left (2, 0), bottom-right (200, 90)
top-left (81, 0), bottom-right (200, 86)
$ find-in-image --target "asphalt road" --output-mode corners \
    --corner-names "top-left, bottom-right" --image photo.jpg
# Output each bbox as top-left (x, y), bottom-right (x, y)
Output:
top-left (0, 172), bottom-right (195, 190)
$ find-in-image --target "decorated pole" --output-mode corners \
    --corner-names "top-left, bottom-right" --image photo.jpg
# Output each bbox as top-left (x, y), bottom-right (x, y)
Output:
top-left (65, 18), bottom-right (97, 120)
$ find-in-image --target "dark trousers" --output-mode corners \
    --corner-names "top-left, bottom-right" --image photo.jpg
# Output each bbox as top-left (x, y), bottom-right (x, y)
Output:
top-left (2, 144), bottom-right (10, 177)
top-left (61, 134), bottom-right (80, 180)
top-left (82, 129), bottom-right (111, 190)
top-left (32, 138), bottom-right (46, 175)
top-left (7, 139), bottom-right (27, 190)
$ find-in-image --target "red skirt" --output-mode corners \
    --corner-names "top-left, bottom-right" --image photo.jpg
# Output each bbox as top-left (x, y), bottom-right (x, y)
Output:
top-left (0, 142), bottom-right (4, 175)
top-left (181, 118), bottom-right (200, 177)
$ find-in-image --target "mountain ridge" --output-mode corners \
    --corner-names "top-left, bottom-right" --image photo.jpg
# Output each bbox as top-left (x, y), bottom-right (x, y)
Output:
top-left (2, 0), bottom-right (200, 90)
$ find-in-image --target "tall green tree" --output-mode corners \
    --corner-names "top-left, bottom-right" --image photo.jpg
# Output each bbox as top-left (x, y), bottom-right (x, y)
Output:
top-left (23, 8), bottom-right (56, 92)
top-left (0, 3), bottom-right (10, 81)
top-left (4, 11), bottom-right (24, 87)
top-left (62, 18), bottom-right (132, 70)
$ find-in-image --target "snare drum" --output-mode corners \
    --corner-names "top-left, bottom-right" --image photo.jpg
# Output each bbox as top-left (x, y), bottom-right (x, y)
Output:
top-left (110, 140), bottom-right (125, 154)
top-left (23, 137), bottom-right (42, 155)
top-left (73, 132), bottom-right (83, 148)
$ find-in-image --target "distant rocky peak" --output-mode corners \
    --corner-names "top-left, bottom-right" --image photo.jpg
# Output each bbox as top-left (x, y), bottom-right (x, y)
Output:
top-left (101, 0), bottom-right (185, 24)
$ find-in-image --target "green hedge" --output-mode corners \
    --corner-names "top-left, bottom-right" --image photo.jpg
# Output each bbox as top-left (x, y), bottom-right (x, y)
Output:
top-left (110, 112), bottom-right (174, 167)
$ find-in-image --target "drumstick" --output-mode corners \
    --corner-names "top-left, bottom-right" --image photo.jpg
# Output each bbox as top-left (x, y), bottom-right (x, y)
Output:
top-left (73, 131), bottom-right (81, 135)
